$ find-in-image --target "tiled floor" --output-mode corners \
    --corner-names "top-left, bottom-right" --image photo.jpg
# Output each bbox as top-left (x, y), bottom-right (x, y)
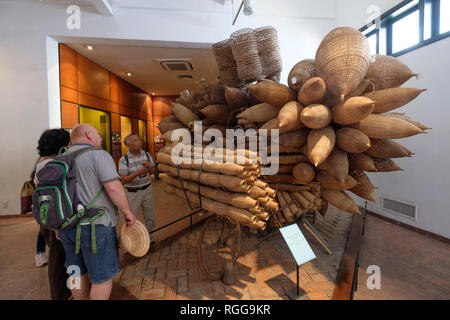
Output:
top-left (116, 206), bottom-right (353, 300)
top-left (353, 215), bottom-right (450, 300)
top-left (1, 181), bottom-right (449, 300)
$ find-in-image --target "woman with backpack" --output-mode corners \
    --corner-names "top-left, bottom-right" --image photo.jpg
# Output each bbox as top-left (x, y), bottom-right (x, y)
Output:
top-left (34, 128), bottom-right (72, 300)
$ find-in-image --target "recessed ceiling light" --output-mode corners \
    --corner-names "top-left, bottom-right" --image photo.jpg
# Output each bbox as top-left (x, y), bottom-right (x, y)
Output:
top-left (86, 45), bottom-right (94, 50)
top-left (152, 92), bottom-right (155, 95)
top-left (127, 72), bottom-right (132, 77)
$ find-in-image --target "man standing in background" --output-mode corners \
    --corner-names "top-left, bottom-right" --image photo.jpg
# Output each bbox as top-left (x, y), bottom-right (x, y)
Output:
top-left (119, 134), bottom-right (157, 242)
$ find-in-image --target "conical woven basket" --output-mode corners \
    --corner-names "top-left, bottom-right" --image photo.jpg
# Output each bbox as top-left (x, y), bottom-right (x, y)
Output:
top-left (336, 128), bottom-right (371, 153)
top-left (315, 27), bottom-right (371, 99)
top-left (120, 220), bottom-right (150, 258)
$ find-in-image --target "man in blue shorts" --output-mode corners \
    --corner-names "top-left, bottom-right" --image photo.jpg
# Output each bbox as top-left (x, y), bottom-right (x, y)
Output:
top-left (58, 124), bottom-right (136, 300)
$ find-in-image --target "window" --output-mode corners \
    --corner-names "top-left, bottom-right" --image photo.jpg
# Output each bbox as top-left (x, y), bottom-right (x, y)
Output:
top-left (360, 0), bottom-right (450, 57)
top-left (138, 120), bottom-right (147, 151)
top-left (120, 116), bottom-right (132, 156)
top-left (392, 10), bottom-right (420, 53)
top-left (79, 106), bottom-right (111, 153)
top-left (441, 0), bottom-right (450, 34)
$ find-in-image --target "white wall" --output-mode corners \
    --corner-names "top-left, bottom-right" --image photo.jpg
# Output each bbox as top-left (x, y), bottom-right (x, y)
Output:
top-left (0, 0), bottom-right (335, 215)
top-left (335, 0), bottom-right (450, 238)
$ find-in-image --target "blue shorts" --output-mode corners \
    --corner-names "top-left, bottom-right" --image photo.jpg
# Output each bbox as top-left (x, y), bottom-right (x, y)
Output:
top-left (59, 224), bottom-right (120, 284)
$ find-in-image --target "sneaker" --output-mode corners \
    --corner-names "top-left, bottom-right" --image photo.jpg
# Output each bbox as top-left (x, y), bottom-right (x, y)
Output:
top-left (35, 252), bottom-right (48, 267)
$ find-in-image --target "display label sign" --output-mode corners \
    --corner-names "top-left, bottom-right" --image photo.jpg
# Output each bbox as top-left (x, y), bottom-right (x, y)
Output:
top-left (279, 223), bottom-right (316, 266)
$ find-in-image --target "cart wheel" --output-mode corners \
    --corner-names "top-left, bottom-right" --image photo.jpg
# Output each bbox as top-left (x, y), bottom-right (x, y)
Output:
top-left (197, 215), bottom-right (241, 281)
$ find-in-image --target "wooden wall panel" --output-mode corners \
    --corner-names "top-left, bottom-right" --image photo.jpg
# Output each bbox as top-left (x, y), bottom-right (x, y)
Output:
top-left (130, 86), bottom-right (139, 109)
top-left (59, 44), bottom-right (78, 90)
top-left (60, 86), bottom-right (78, 103)
top-left (79, 92), bottom-right (110, 112)
top-left (111, 113), bottom-right (120, 132)
top-left (145, 95), bottom-right (153, 121)
top-left (119, 105), bottom-right (132, 117)
top-left (78, 54), bottom-right (110, 101)
top-left (163, 98), bottom-right (172, 117)
top-left (119, 79), bottom-right (131, 107)
top-left (61, 101), bottom-right (78, 129)
top-left (153, 97), bottom-right (164, 117)
top-left (138, 91), bottom-right (146, 112)
top-left (139, 111), bottom-right (147, 120)
top-left (132, 118), bottom-right (139, 134)
top-left (111, 102), bottom-right (120, 114)
top-left (109, 73), bottom-right (120, 104)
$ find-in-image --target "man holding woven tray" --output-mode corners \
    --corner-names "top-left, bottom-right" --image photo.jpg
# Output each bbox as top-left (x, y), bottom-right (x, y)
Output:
top-left (119, 134), bottom-right (157, 243)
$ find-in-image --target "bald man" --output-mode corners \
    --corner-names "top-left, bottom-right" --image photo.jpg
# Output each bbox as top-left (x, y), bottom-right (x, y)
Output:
top-left (58, 124), bottom-right (136, 300)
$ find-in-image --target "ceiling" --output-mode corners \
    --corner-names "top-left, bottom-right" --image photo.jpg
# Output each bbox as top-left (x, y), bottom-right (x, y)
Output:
top-left (66, 41), bottom-right (219, 96)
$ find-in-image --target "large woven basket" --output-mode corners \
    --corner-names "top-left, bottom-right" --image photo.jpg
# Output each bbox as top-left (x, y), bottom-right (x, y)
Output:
top-left (120, 220), bottom-right (150, 258)
top-left (315, 27), bottom-right (371, 99)
top-left (254, 26), bottom-right (282, 78)
top-left (212, 39), bottom-right (243, 87)
top-left (230, 28), bottom-right (264, 82)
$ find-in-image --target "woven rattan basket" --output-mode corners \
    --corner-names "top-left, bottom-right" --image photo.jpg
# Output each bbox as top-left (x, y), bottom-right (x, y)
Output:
top-left (120, 220), bottom-right (150, 258)
top-left (230, 28), bottom-right (264, 82)
top-left (212, 39), bottom-right (243, 87)
top-left (254, 26), bottom-right (282, 78)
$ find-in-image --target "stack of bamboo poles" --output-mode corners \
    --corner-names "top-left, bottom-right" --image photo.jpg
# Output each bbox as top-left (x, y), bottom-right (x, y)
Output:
top-left (157, 143), bottom-right (278, 230)
top-left (156, 26), bottom-right (430, 223)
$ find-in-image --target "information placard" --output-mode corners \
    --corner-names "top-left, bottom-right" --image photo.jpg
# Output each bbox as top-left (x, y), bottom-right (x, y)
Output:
top-left (279, 223), bottom-right (316, 266)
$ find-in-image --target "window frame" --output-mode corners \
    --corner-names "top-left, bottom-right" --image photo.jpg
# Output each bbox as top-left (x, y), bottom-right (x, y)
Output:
top-left (360, 0), bottom-right (450, 57)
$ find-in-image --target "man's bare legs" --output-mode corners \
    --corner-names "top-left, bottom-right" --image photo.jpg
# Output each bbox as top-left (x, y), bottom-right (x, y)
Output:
top-left (90, 279), bottom-right (113, 300)
top-left (71, 274), bottom-right (90, 300)
top-left (70, 274), bottom-right (113, 300)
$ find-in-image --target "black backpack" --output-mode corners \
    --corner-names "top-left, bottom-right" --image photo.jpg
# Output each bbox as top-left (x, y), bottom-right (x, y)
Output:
top-left (32, 147), bottom-right (108, 254)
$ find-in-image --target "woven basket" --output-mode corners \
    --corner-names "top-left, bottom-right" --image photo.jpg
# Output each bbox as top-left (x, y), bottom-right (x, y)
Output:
top-left (292, 162), bottom-right (316, 184)
top-left (278, 101), bottom-right (305, 131)
top-left (307, 126), bottom-right (336, 167)
top-left (364, 88), bottom-right (427, 114)
top-left (237, 103), bottom-right (279, 123)
top-left (170, 102), bottom-right (200, 127)
top-left (225, 86), bottom-right (249, 110)
top-left (348, 153), bottom-right (377, 172)
top-left (298, 77), bottom-right (327, 106)
top-left (349, 169), bottom-right (377, 202)
top-left (300, 104), bottom-right (332, 129)
top-left (326, 148), bottom-right (349, 183)
top-left (157, 121), bottom-right (186, 134)
top-left (315, 27), bottom-right (371, 99)
top-left (317, 171), bottom-right (358, 190)
top-left (199, 104), bottom-right (230, 124)
top-left (248, 80), bottom-right (296, 108)
top-left (373, 158), bottom-right (403, 172)
top-left (212, 39), bottom-right (243, 87)
top-left (322, 189), bottom-right (360, 214)
top-left (336, 128), bottom-right (371, 153)
top-left (254, 26), bottom-right (282, 78)
top-left (288, 59), bottom-right (316, 92)
top-left (366, 138), bottom-right (414, 159)
top-left (230, 28), bottom-right (264, 82)
top-left (332, 96), bottom-right (375, 125)
top-left (120, 220), bottom-right (150, 258)
top-left (388, 113), bottom-right (431, 131)
top-left (364, 54), bottom-right (418, 90)
top-left (350, 114), bottom-right (424, 139)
